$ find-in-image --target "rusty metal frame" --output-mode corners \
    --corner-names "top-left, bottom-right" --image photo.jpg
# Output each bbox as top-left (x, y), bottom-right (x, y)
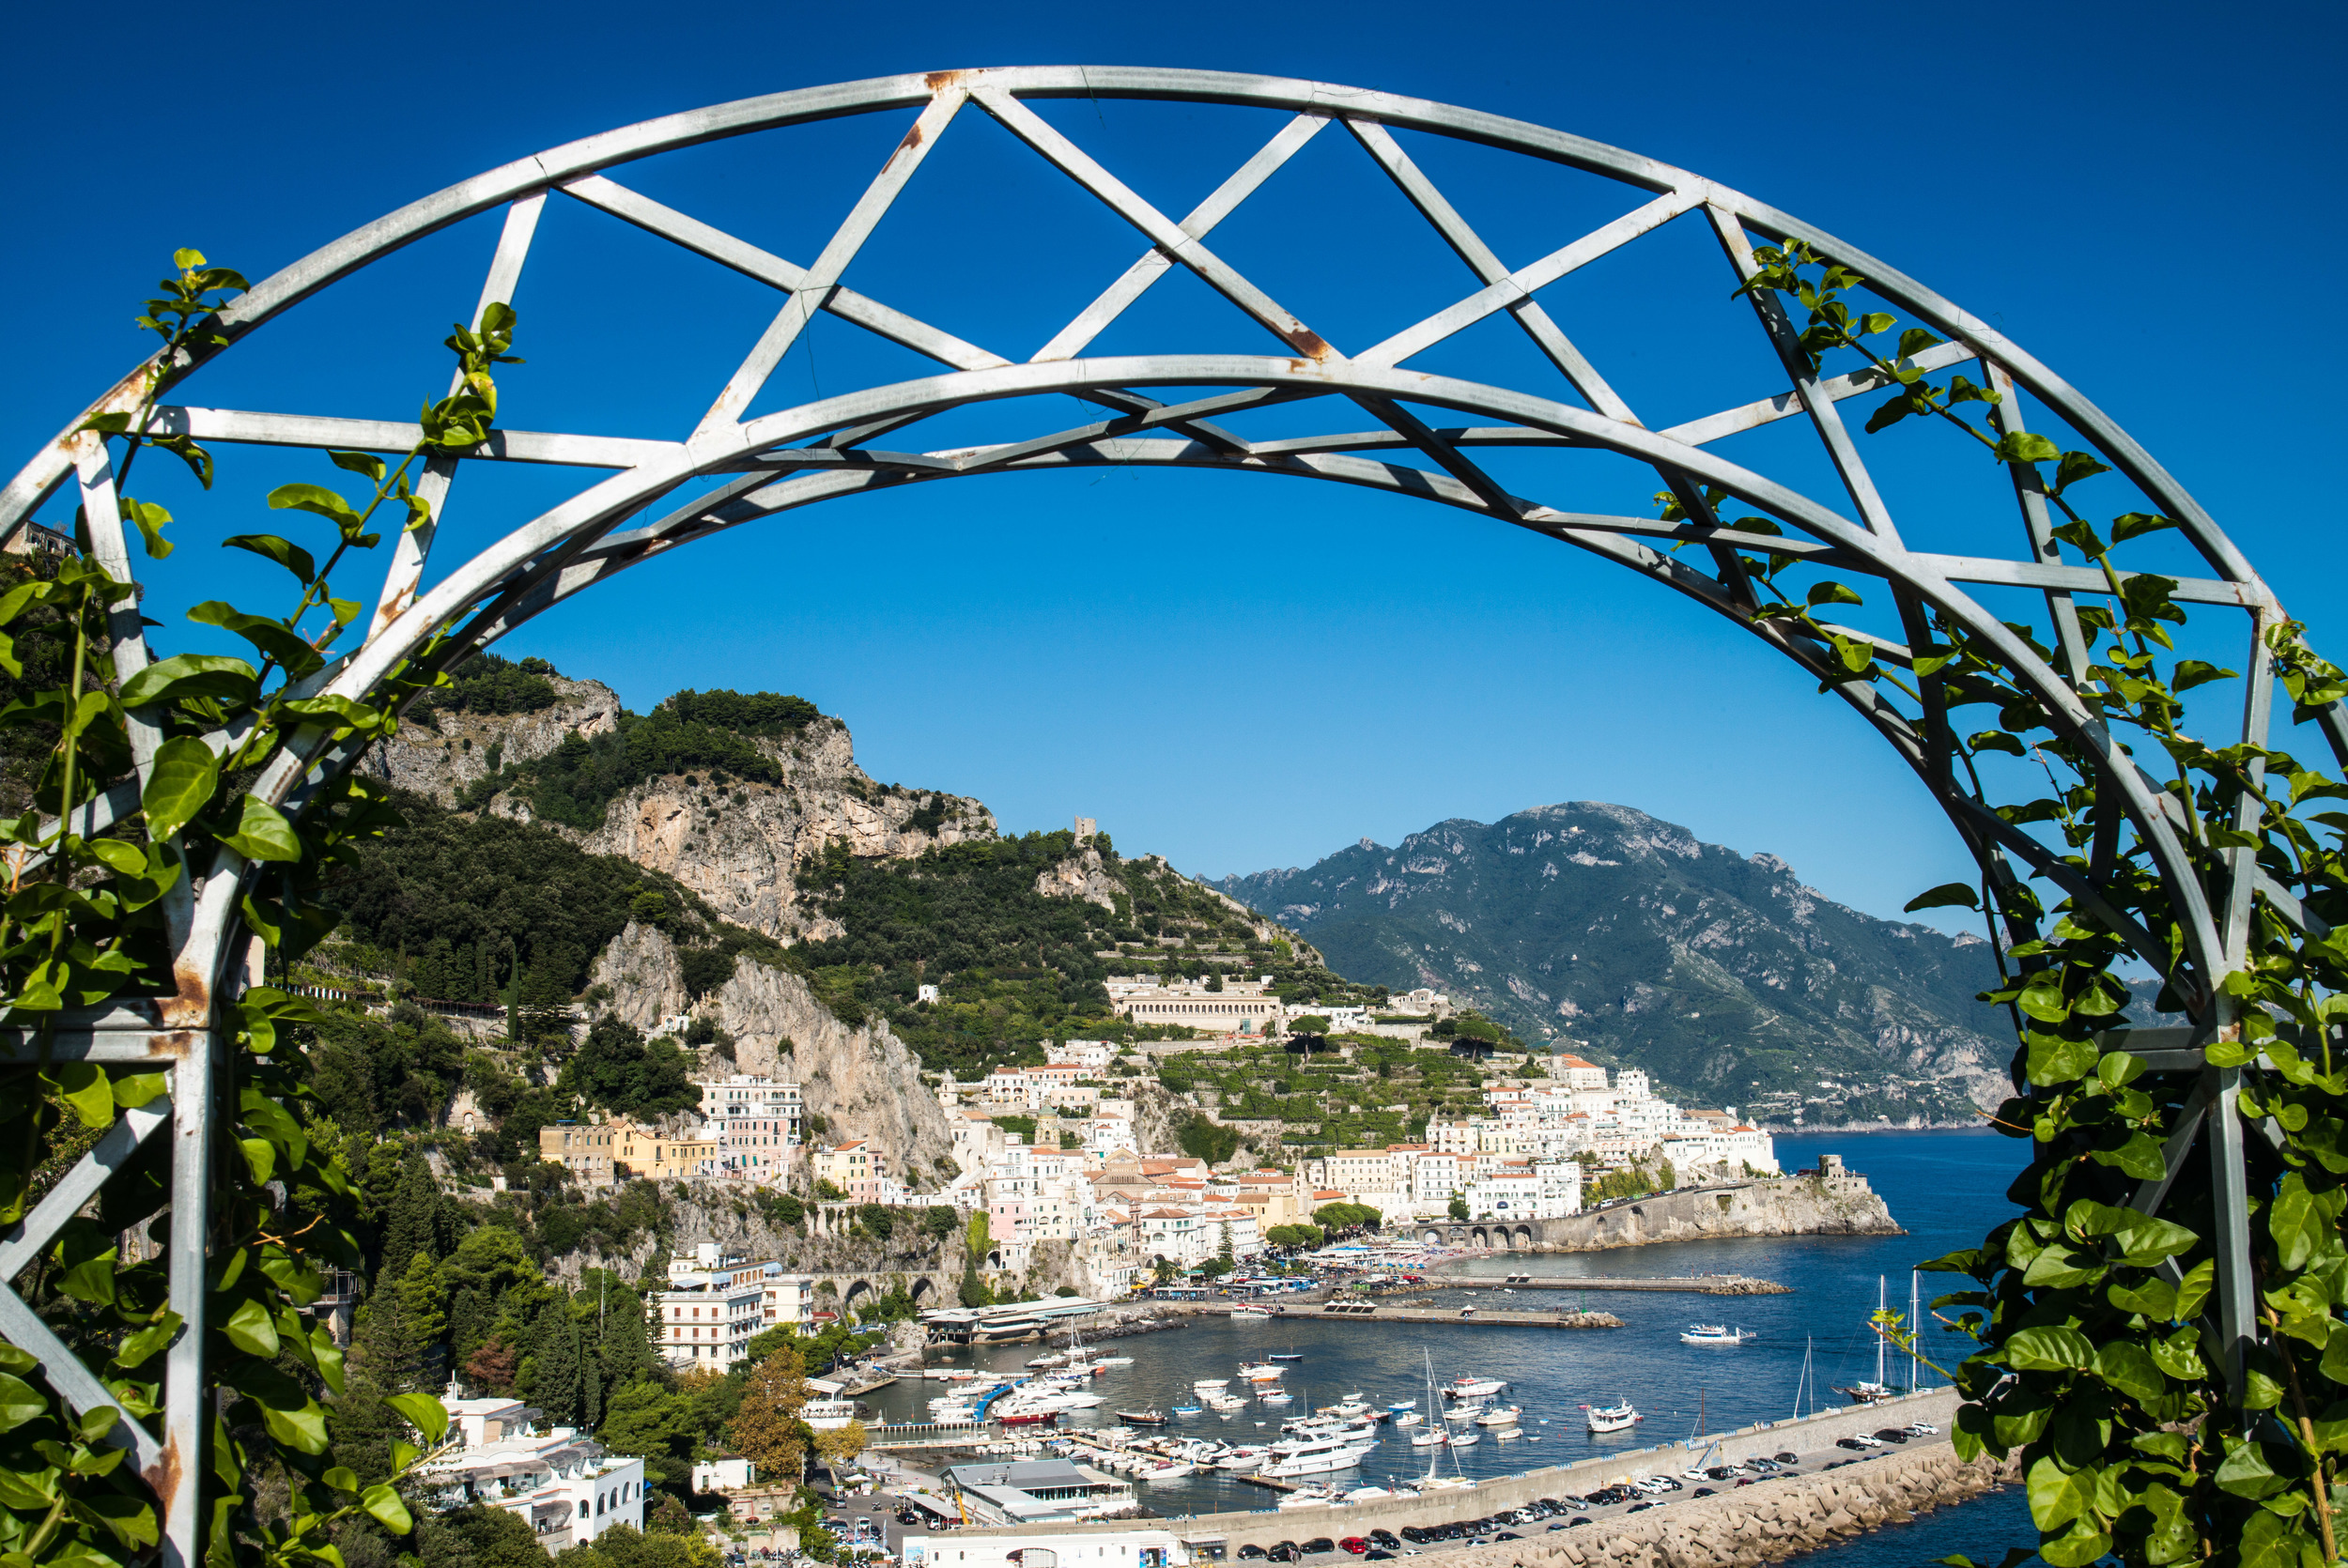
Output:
top-left (0, 67), bottom-right (2314, 1564)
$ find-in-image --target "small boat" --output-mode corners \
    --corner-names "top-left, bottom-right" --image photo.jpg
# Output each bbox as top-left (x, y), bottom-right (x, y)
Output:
top-left (1392, 1411), bottom-right (1423, 1429)
top-left (1194, 1378), bottom-right (1230, 1391)
top-left (1094, 1355), bottom-right (1135, 1368)
top-left (1258, 1390), bottom-right (1293, 1405)
top-left (1585, 1402), bottom-right (1641, 1434)
top-left (1346, 1485), bottom-right (1393, 1501)
top-left (1443, 1376), bottom-right (1507, 1399)
top-left (1230, 1307), bottom-right (1272, 1321)
top-left (1385, 1401), bottom-right (1416, 1413)
top-left (1172, 1403), bottom-right (1203, 1416)
top-left (1027, 1351), bottom-right (1068, 1368)
top-left (1444, 1406), bottom-right (1479, 1424)
top-left (1237, 1362), bottom-right (1286, 1382)
top-left (1117, 1408), bottom-right (1170, 1426)
top-left (1449, 1430), bottom-right (1480, 1448)
top-left (1218, 1447), bottom-right (1271, 1472)
top-left (1208, 1393), bottom-right (1247, 1411)
top-left (1680, 1324), bottom-right (1755, 1346)
top-left (1409, 1429), bottom-right (1447, 1448)
top-left (1473, 1405), bottom-right (1521, 1427)
top-left (1270, 1352), bottom-right (1305, 1362)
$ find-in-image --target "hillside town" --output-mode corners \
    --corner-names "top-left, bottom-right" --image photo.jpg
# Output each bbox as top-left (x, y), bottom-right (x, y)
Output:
top-left (537, 1016), bottom-right (1777, 1300)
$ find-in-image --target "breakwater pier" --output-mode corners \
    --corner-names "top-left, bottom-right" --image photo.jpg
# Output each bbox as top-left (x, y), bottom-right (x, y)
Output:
top-left (902, 1388), bottom-right (1969, 1558)
top-left (1423, 1273), bottom-right (1792, 1296)
top-left (1183, 1302), bottom-right (1626, 1330)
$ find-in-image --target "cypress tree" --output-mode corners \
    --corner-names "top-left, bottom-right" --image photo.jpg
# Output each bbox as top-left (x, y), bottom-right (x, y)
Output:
top-left (530, 1299), bottom-right (580, 1427)
top-left (446, 1286), bottom-right (490, 1371)
top-left (381, 1147), bottom-right (439, 1284)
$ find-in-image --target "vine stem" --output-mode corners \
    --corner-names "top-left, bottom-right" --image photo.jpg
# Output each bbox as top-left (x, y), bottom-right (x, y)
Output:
top-left (2265, 1302), bottom-right (2340, 1563)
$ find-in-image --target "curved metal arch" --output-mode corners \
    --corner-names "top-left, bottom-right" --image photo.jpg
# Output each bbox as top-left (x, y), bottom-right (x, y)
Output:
top-left (0, 68), bottom-right (2307, 1568)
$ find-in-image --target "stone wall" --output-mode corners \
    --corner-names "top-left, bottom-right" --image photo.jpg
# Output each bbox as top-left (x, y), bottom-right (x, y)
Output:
top-left (1398, 1176), bottom-right (1901, 1255)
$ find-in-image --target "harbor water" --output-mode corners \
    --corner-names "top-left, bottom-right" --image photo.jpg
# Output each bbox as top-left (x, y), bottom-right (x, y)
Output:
top-left (875, 1129), bottom-right (2041, 1557)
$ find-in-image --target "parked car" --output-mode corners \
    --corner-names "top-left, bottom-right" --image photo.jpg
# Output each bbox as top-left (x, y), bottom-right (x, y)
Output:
top-left (1874, 1429), bottom-right (1910, 1445)
top-left (1569, 1518), bottom-right (1592, 1529)
top-left (1368, 1531), bottom-right (1400, 1549)
top-left (1773, 1452), bottom-right (1800, 1465)
top-left (1835, 1437), bottom-right (1868, 1452)
top-left (1365, 1554), bottom-right (1395, 1561)
top-left (1906, 1422), bottom-right (1939, 1437)
top-left (1300, 1538), bottom-right (1336, 1556)
top-left (1269, 1545), bottom-right (1302, 1563)
top-left (1338, 1540), bottom-right (1369, 1556)
top-left (1692, 1488), bottom-right (1715, 1499)
top-left (1628, 1503), bottom-right (1654, 1514)
top-left (1237, 1548), bottom-right (1267, 1561)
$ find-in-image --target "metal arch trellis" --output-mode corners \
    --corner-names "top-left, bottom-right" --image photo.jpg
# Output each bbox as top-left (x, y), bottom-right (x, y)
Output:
top-left (0, 65), bottom-right (2325, 1568)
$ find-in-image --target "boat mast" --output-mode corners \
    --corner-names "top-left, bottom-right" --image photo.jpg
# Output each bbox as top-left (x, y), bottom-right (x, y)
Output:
top-left (1794, 1337), bottom-right (1812, 1421)
top-left (1908, 1272), bottom-right (1921, 1392)
top-left (1423, 1351), bottom-right (1444, 1483)
top-left (1875, 1275), bottom-right (1887, 1388)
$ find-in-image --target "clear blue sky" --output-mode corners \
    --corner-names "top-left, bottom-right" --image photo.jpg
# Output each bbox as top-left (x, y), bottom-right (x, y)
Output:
top-left (4, 0), bottom-right (2340, 930)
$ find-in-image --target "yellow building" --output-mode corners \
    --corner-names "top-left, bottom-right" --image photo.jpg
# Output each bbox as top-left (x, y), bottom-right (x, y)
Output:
top-left (540, 1120), bottom-right (625, 1185)
top-left (618, 1123), bottom-right (719, 1182)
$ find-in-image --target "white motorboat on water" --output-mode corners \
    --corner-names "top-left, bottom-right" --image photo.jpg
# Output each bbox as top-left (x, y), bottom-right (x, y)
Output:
top-left (1680, 1324), bottom-right (1756, 1346)
top-left (1230, 1307), bottom-right (1272, 1321)
top-left (1392, 1411), bottom-right (1423, 1429)
top-left (1473, 1405), bottom-right (1522, 1426)
top-left (1409, 1428), bottom-right (1447, 1448)
top-left (1443, 1376), bottom-right (1507, 1399)
top-left (1238, 1362), bottom-right (1286, 1382)
top-left (1094, 1355), bottom-right (1134, 1368)
top-left (1195, 1378), bottom-right (1230, 1391)
top-left (1449, 1429), bottom-right (1480, 1449)
top-left (1217, 1447), bottom-right (1272, 1472)
top-left (1209, 1393), bottom-right (1247, 1411)
top-left (1259, 1435), bottom-right (1374, 1478)
top-left (1258, 1390), bottom-right (1293, 1405)
top-left (1585, 1402), bottom-right (1642, 1434)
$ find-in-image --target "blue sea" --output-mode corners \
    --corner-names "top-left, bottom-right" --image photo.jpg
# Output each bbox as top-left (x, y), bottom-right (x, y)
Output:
top-left (877, 1129), bottom-right (2040, 1567)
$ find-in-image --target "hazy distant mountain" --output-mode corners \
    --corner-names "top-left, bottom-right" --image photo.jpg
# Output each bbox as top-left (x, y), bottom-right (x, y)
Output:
top-left (1213, 802), bottom-right (2015, 1127)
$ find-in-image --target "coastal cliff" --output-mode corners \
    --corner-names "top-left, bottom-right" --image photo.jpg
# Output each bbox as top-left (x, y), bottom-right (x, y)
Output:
top-left (1523, 1170), bottom-right (1900, 1253)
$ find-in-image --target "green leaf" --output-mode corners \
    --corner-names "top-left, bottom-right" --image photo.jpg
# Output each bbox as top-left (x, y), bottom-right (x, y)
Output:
top-left (258, 1398), bottom-right (329, 1455)
top-left (2027, 1455), bottom-right (2095, 1530)
top-left (1858, 313), bottom-right (1895, 336)
top-left (2091, 1341), bottom-right (2168, 1402)
top-left (2052, 452), bottom-right (2112, 495)
top-left (266, 482), bottom-right (362, 530)
top-left (1904, 883), bottom-right (1980, 914)
top-left (1806, 580), bottom-right (1864, 607)
top-left (2171, 659), bottom-right (2238, 693)
top-left (0, 1373), bottom-right (49, 1432)
top-left (2022, 1242), bottom-right (2104, 1290)
top-left (2017, 981), bottom-right (2073, 1024)
top-left (119, 653), bottom-right (257, 711)
top-left (2110, 512), bottom-right (2179, 544)
top-left (115, 1312), bottom-right (182, 1371)
top-left (362, 1484), bottom-right (414, 1535)
top-left (1897, 328), bottom-right (1944, 358)
top-left (2217, 1438), bottom-right (2291, 1499)
top-left (217, 797), bottom-right (301, 865)
top-left (328, 451), bottom-right (387, 484)
top-left (2038, 1523), bottom-right (2112, 1568)
top-left (2005, 1324), bottom-right (2096, 1371)
top-left (385, 1392), bottom-right (450, 1449)
top-left (2173, 1259), bottom-right (2215, 1322)
top-left (121, 499), bottom-right (174, 561)
top-left (222, 1299), bottom-right (279, 1358)
top-left (142, 737), bottom-right (220, 844)
top-left (1995, 431), bottom-right (2061, 465)
top-left (2271, 1174), bottom-right (2326, 1271)
top-left (52, 1062), bottom-right (115, 1130)
top-left (186, 602), bottom-right (322, 678)
top-left (222, 534), bottom-right (316, 586)
top-left (2239, 1510), bottom-right (2305, 1568)
top-left (2109, 1276), bottom-right (2178, 1320)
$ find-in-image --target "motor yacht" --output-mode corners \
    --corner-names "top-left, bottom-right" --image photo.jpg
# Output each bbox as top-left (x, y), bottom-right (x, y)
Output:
top-left (1442, 1376), bottom-right (1507, 1400)
top-left (1585, 1402), bottom-right (1641, 1434)
top-left (1473, 1405), bottom-right (1521, 1426)
top-left (1680, 1324), bottom-right (1755, 1346)
top-left (1259, 1435), bottom-right (1375, 1478)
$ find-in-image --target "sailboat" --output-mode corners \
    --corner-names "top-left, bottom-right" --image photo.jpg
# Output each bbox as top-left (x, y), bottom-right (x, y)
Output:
top-left (1417, 1352), bottom-right (1476, 1490)
top-left (1836, 1275), bottom-right (1896, 1405)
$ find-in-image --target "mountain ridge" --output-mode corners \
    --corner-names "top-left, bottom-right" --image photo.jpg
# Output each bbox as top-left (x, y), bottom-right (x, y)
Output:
top-left (1213, 800), bottom-right (2016, 1126)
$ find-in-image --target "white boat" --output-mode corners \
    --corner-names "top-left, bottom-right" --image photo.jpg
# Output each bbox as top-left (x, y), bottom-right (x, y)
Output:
top-left (1585, 1402), bottom-right (1641, 1434)
top-left (1680, 1324), bottom-right (1755, 1346)
top-left (1194, 1378), bottom-right (1230, 1391)
top-left (1409, 1429), bottom-right (1447, 1448)
top-left (803, 1397), bottom-right (860, 1431)
top-left (1258, 1390), bottom-right (1293, 1405)
top-left (1443, 1376), bottom-right (1507, 1399)
top-left (1094, 1355), bottom-right (1135, 1368)
top-left (1346, 1485), bottom-right (1393, 1502)
top-left (1838, 1276), bottom-right (1900, 1403)
top-left (1449, 1429), bottom-right (1480, 1448)
top-left (1140, 1460), bottom-right (1197, 1482)
top-left (1208, 1393), bottom-right (1247, 1411)
top-left (1217, 1447), bottom-right (1272, 1471)
top-left (1444, 1405), bottom-right (1479, 1424)
top-left (1230, 1307), bottom-right (1272, 1321)
top-left (1473, 1405), bottom-right (1521, 1426)
top-left (1237, 1362), bottom-right (1286, 1382)
top-left (1259, 1436), bottom-right (1373, 1478)
top-left (1392, 1411), bottom-right (1423, 1429)
top-left (1321, 1397), bottom-right (1370, 1419)
top-left (1276, 1486), bottom-right (1344, 1511)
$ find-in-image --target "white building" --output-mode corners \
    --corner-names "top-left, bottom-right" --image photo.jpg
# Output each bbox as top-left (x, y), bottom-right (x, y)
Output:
top-left (422, 1398), bottom-right (645, 1553)
top-left (655, 1247), bottom-right (779, 1371)
top-left (1107, 976), bottom-right (1281, 1036)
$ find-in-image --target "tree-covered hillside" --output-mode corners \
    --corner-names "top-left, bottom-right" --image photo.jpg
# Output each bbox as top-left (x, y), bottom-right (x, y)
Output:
top-left (791, 832), bottom-right (1382, 1077)
top-left (1218, 801), bottom-right (2012, 1123)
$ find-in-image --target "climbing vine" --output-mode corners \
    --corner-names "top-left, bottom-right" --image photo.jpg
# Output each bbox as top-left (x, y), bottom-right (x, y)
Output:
top-left (1710, 241), bottom-right (2348, 1568)
top-left (0, 252), bottom-right (517, 1567)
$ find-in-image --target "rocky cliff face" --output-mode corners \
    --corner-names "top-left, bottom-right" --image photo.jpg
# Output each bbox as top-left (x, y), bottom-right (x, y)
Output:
top-left (590, 921), bottom-right (958, 1182)
top-left (1522, 1173), bottom-right (1903, 1253)
top-left (366, 670), bottom-right (621, 802)
top-left (372, 680), bottom-right (994, 941)
top-left (579, 718), bottom-right (993, 940)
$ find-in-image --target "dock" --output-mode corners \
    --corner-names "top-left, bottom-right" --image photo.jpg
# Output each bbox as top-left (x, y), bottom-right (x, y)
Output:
top-left (839, 1370), bottom-right (901, 1396)
top-left (1421, 1272), bottom-right (1790, 1295)
top-left (1194, 1304), bottom-right (1623, 1329)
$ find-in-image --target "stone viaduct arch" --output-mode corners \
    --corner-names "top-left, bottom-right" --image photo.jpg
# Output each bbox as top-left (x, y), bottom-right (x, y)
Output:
top-left (0, 67), bottom-right (2325, 1568)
